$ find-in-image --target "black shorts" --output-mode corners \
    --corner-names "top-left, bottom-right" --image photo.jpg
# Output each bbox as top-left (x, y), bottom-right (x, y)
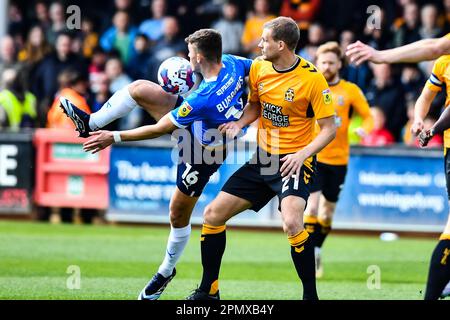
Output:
top-left (176, 129), bottom-right (227, 197)
top-left (222, 148), bottom-right (316, 212)
top-left (309, 162), bottom-right (347, 203)
top-left (445, 148), bottom-right (450, 200)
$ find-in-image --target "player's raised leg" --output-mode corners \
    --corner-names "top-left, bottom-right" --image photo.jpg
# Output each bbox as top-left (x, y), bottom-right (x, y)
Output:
top-left (60, 80), bottom-right (181, 137)
top-left (186, 191), bottom-right (252, 300)
top-left (281, 195), bottom-right (318, 300)
top-left (138, 187), bottom-right (198, 300)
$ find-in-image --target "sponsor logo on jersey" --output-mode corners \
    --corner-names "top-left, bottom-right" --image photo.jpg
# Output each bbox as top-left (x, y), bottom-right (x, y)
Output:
top-left (323, 88), bottom-right (332, 105)
top-left (261, 102), bottom-right (289, 127)
top-left (285, 88), bottom-right (294, 102)
top-left (178, 103), bottom-right (193, 117)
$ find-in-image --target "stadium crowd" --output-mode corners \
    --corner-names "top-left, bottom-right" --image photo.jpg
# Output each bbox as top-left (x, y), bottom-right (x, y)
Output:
top-left (0, 0), bottom-right (449, 147)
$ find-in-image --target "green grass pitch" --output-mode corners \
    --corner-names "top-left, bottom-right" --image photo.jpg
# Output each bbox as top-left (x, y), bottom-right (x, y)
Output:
top-left (0, 220), bottom-right (438, 300)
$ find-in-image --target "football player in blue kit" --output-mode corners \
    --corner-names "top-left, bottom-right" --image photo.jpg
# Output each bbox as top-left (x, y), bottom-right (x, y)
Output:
top-left (61, 29), bottom-right (252, 300)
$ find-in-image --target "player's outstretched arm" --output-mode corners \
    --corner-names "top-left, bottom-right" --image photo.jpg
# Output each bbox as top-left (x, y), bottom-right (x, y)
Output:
top-left (83, 113), bottom-right (177, 153)
top-left (411, 87), bottom-right (437, 137)
top-left (346, 36), bottom-right (450, 65)
top-left (218, 101), bottom-right (261, 139)
top-left (280, 115), bottom-right (336, 178)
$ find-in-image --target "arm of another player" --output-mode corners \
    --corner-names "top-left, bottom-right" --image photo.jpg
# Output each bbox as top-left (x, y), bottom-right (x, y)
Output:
top-left (83, 113), bottom-right (177, 153)
top-left (280, 115), bottom-right (336, 178)
top-left (411, 88), bottom-right (438, 138)
top-left (419, 106), bottom-right (450, 147)
top-left (218, 101), bottom-right (261, 138)
top-left (346, 35), bottom-right (450, 65)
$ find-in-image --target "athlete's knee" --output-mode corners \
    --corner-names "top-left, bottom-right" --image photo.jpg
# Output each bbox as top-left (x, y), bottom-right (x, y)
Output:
top-left (318, 200), bottom-right (336, 226)
top-left (283, 216), bottom-right (303, 235)
top-left (169, 201), bottom-right (191, 227)
top-left (305, 206), bottom-right (318, 217)
top-left (128, 80), bottom-right (150, 102)
top-left (203, 203), bottom-right (226, 226)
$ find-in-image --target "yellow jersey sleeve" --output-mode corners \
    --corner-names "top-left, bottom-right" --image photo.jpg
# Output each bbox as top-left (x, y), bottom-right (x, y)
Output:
top-left (426, 57), bottom-right (446, 92)
top-left (350, 83), bottom-right (374, 133)
top-left (248, 59), bottom-right (261, 103)
top-left (310, 73), bottom-right (335, 119)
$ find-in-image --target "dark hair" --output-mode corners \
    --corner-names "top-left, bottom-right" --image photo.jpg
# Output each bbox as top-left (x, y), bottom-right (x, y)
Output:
top-left (263, 16), bottom-right (300, 51)
top-left (185, 29), bottom-right (222, 63)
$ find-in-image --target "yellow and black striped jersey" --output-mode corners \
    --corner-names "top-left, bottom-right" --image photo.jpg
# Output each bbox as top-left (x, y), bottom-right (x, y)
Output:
top-left (426, 55), bottom-right (450, 147)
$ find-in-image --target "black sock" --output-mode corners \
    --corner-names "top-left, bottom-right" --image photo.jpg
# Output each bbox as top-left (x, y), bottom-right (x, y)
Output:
top-left (289, 230), bottom-right (319, 300)
top-left (316, 220), bottom-right (332, 248)
top-left (424, 238), bottom-right (450, 300)
top-left (199, 224), bottom-right (226, 295)
top-left (304, 216), bottom-right (321, 247)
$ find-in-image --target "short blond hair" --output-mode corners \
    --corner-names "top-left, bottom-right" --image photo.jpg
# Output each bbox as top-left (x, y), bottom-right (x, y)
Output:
top-left (316, 41), bottom-right (342, 59)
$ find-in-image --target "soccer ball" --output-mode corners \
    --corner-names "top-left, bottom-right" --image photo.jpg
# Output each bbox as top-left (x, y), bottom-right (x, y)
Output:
top-left (157, 57), bottom-right (196, 95)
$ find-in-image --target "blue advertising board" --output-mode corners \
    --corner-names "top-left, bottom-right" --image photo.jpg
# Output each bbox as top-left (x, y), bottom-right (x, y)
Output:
top-left (335, 149), bottom-right (449, 232)
top-left (106, 140), bottom-right (274, 225)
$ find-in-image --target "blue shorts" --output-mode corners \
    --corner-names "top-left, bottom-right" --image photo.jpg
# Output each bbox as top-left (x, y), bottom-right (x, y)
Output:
top-left (175, 131), bottom-right (227, 197)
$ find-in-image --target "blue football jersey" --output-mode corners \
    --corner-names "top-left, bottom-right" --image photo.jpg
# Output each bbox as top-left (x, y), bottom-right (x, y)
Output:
top-left (168, 54), bottom-right (252, 147)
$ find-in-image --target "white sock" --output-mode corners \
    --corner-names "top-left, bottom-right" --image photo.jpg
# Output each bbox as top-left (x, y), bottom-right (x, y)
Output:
top-left (89, 86), bottom-right (139, 130)
top-left (157, 224), bottom-right (191, 278)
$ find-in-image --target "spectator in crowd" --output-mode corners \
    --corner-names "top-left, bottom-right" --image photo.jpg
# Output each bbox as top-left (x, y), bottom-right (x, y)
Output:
top-left (419, 4), bottom-right (443, 40)
top-left (104, 56), bottom-right (140, 129)
top-left (7, 2), bottom-right (26, 42)
top-left (401, 64), bottom-right (425, 97)
top-left (139, 0), bottom-right (167, 43)
top-left (340, 29), bottom-right (372, 93)
top-left (298, 22), bottom-right (325, 62)
top-left (88, 47), bottom-right (108, 81)
top-left (280, 0), bottom-right (321, 30)
top-left (18, 25), bottom-right (52, 66)
top-left (33, 1), bottom-right (51, 33)
top-left (0, 68), bottom-right (37, 130)
top-left (147, 16), bottom-right (186, 82)
top-left (33, 32), bottom-right (87, 126)
top-left (89, 72), bottom-right (112, 113)
top-left (0, 35), bottom-right (19, 79)
top-left (241, 0), bottom-right (276, 58)
top-left (393, 2), bottom-right (421, 47)
top-left (361, 107), bottom-right (394, 146)
top-left (105, 57), bottom-right (132, 93)
top-left (100, 10), bottom-right (138, 67)
top-left (128, 34), bottom-right (152, 80)
top-left (211, 1), bottom-right (244, 55)
top-left (81, 17), bottom-right (99, 59)
top-left (365, 63), bottom-right (406, 141)
top-left (47, 2), bottom-right (68, 45)
top-left (47, 68), bottom-right (90, 129)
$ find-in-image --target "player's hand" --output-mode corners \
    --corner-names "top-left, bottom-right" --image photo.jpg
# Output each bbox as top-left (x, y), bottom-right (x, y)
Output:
top-left (411, 119), bottom-right (424, 136)
top-left (280, 151), bottom-right (306, 179)
top-left (346, 41), bottom-right (382, 65)
top-left (83, 130), bottom-right (114, 154)
top-left (418, 129), bottom-right (434, 147)
top-left (218, 121), bottom-right (241, 139)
